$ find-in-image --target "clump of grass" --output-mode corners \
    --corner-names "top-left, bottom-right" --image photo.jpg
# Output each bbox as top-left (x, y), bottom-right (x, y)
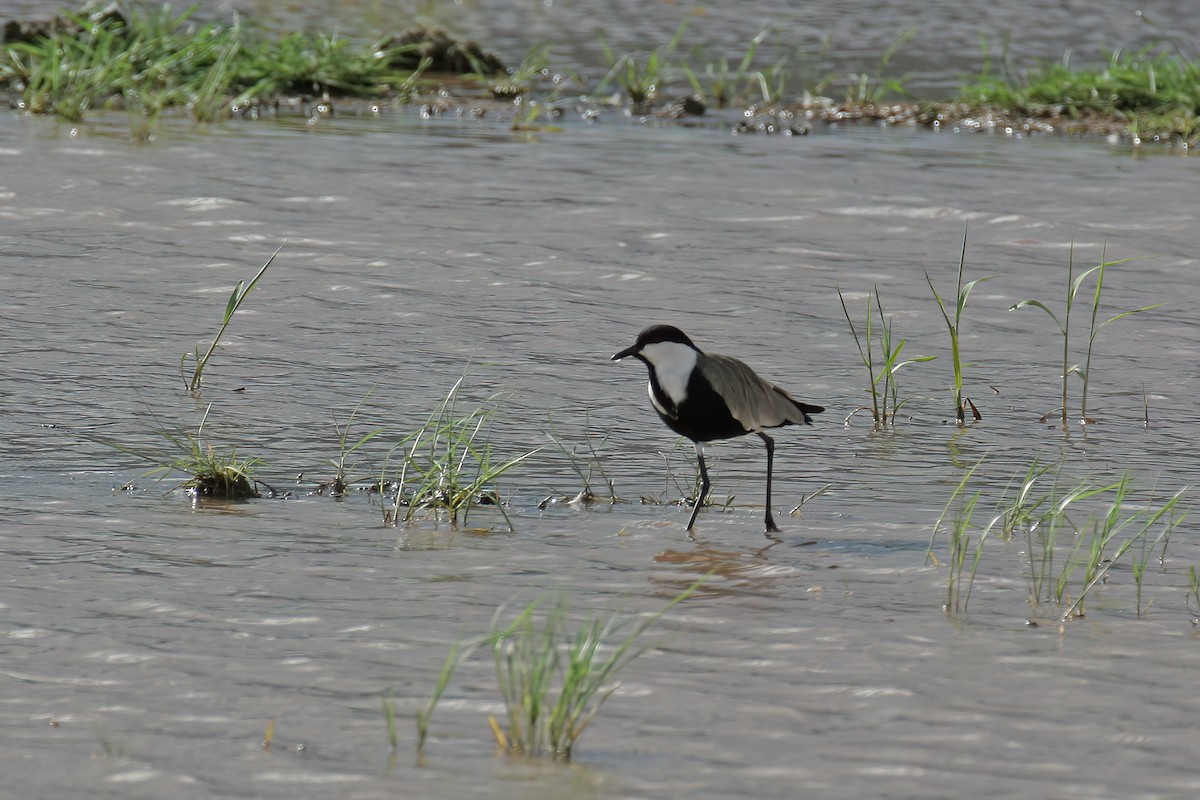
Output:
top-left (1010, 246), bottom-right (1162, 427)
top-left (1017, 472), bottom-right (1189, 619)
top-left (597, 21), bottom-right (688, 111)
top-left (839, 286), bottom-right (935, 429)
top-left (681, 29), bottom-right (790, 108)
top-left (545, 413), bottom-right (620, 505)
top-left (995, 459), bottom-right (1056, 538)
top-left (485, 45), bottom-right (550, 99)
top-left (0, 1), bottom-right (432, 132)
top-left (316, 390), bottom-right (383, 496)
top-left (232, 29), bottom-right (407, 101)
top-left (935, 461), bottom-right (1191, 621)
top-left (835, 26), bottom-right (916, 105)
top-left (958, 45), bottom-right (1200, 140)
top-left (488, 581), bottom-right (703, 760)
top-left (1062, 480), bottom-right (1188, 619)
top-left (927, 460), bottom-right (990, 614)
top-left (89, 404), bottom-right (263, 499)
top-left (409, 581), bottom-right (702, 762)
top-left (925, 229), bottom-right (996, 424)
top-left (181, 242), bottom-right (282, 394)
top-left (383, 375), bottom-right (539, 530)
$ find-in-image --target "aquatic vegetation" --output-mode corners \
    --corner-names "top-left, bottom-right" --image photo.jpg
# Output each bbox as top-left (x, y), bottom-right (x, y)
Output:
top-left (958, 44), bottom-right (1200, 141)
top-left (383, 375), bottom-right (540, 530)
top-left (488, 582), bottom-right (702, 759)
top-left (1010, 246), bottom-right (1163, 427)
top-left (4, 2), bottom-right (1200, 141)
top-left (319, 390), bottom-right (384, 497)
top-left (181, 242), bottom-right (281, 394)
top-left (1188, 567), bottom-right (1200, 623)
top-left (597, 21), bottom-right (689, 111)
top-left (233, 30), bottom-right (410, 101)
top-left (937, 463), bottom-right (1191, 621)
top-left (3, 3), bottom-right (220, 122)
top-left (409, 583), bottom-right (700, 761)
top-left (925, 229), bottom-right (996, 424)
top-left (0, 1), bottom-right (435, 129)
top-left (260, 719), bottom-right (276, 750)
top-left (831, 26), bottom-right (916, 105)
top-left (839, 286), bottom-right (935, 429)
top-left (681, 28), bottom-right (790, 108)
top-left (1061, 481), bottom-right (1188, 619)
top-left (994, 460), bottom-right (1057, 539)
top-left (928, 460), bottom-right (991, 614)
top-left (545, 413), bottom-right (620, 504)
top-left (381, 693), bottom-right (399, 755)
top-left (415, 637), bottom-right (465, 756)
top-left (90, 404), bottom-right (263, 499)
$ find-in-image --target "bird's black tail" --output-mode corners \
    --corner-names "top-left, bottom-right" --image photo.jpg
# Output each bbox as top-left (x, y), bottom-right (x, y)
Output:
top-left (796, 402), bottom-right (824, 425)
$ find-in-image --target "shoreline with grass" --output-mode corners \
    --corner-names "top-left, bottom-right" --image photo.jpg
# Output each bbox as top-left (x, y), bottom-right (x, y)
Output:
top-left (1, 2), bottom-right (1197, 145)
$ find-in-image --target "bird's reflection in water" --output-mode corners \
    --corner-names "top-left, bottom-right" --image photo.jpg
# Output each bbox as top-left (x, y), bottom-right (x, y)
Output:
top-left (647, 536), bottom-right (819, 601)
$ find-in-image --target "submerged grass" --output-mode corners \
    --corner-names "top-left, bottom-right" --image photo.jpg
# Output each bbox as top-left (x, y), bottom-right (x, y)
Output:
top-left (0, 2), bottom-right (427, 130)
top-left (488, 580), bottom-right (703, 759)
top-left (597, 20), bottom-right (689, 111)
top-left (838, 286), bottom-right (935, 429)
top-left (5, 3), bottom-right (1200, 142)
top-left (1010, 246), bottom-right (1163, 427)
top-left (321, 389), bottom-right (384, 496)
top-left (89, 404), bottom-right (263, 499)
top-left (958, 45), bottom-right (1200, 141)
top-left (925, 229), bottom-right (996, 425)
top-left (383, 374), bottom-right (540, 530)
top-left (181, 242), bottom-right (281, 394)
top-left (546, 412), bottom-right (620, 504)
top-left (410, 580), bottom-right (704, 761)
top-left (936, 462), bottom-right (1191, 621)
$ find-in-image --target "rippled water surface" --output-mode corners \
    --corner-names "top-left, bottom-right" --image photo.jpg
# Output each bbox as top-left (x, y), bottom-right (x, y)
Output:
top-left (4, 2), bottom-right (1200, 799)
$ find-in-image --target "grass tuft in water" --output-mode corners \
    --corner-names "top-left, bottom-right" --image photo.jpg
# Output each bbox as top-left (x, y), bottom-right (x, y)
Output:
top-left (597, 20), bottom-right (688, 112)
top-left (839, 286), bottom-right (935, 429)
top-left (681, 28), bottom-right (790, 108)
top-left (488, 579), bottom-right (703, 760)
top-left (181, 242), bottom-right (282, 394)
top-left (383, 374), bottom-right (540, 530)
top-left (88, 404), bottom-right (263, 499)
top-left (837, 26), bottom-right (916, 105)
top-left (1187, 567), bottom-right (1200, 624)
top-left (545, 412), bottom-right (620, 505)
top-left (925, 228), bottom-right (997, 424)
top-left (0, 2), bottom-right (431, 133)
top-left (319, 389), bottom-right (383, 496)
top-left (1010, 245), bottom-right (1163, 427)
top-left (958, 44), bottom-right (1200, 141)
top-left (928, 459), bottom-right (990, 614)
top-left (414, 637), bottom-right (465, 757)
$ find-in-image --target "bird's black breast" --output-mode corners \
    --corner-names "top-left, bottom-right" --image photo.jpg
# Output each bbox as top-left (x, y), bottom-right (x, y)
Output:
top-left (650, 367), bottom-right (747, 443)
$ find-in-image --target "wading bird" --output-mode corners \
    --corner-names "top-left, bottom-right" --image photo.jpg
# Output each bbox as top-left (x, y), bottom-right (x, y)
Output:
top-left (612, 324), bottom-right (823, 533)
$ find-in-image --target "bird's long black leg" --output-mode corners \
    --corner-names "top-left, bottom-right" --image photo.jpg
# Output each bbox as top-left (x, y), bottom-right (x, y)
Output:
top-left (758, 432), bottom-right (780, 533)
top-left (686, 442), bottom-right (710, 531)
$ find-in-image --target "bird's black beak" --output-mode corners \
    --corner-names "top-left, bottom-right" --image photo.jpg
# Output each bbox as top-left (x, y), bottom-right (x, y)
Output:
top-left (611, 344), bottom-right (640, 361)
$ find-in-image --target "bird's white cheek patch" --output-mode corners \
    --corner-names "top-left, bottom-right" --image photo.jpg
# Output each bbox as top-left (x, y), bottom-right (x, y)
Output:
top-left (641, 341), bottom-right (696, 405)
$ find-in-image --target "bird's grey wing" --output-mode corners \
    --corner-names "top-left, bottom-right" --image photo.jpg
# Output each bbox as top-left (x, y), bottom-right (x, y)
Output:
top-left (700, 353), bottom-right (811, 430)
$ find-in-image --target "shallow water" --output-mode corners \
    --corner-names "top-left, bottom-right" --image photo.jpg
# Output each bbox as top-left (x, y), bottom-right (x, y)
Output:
top-left (4, 3), bottom-right (1200, 799)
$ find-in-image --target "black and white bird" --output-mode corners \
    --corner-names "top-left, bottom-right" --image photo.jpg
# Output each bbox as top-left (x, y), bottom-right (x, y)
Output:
top-left (612, 324), bottom-right (823, 533)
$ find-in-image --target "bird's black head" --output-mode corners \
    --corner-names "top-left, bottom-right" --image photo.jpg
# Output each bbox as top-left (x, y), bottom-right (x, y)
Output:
top-left (611, 325), bottom-right (699, 361)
